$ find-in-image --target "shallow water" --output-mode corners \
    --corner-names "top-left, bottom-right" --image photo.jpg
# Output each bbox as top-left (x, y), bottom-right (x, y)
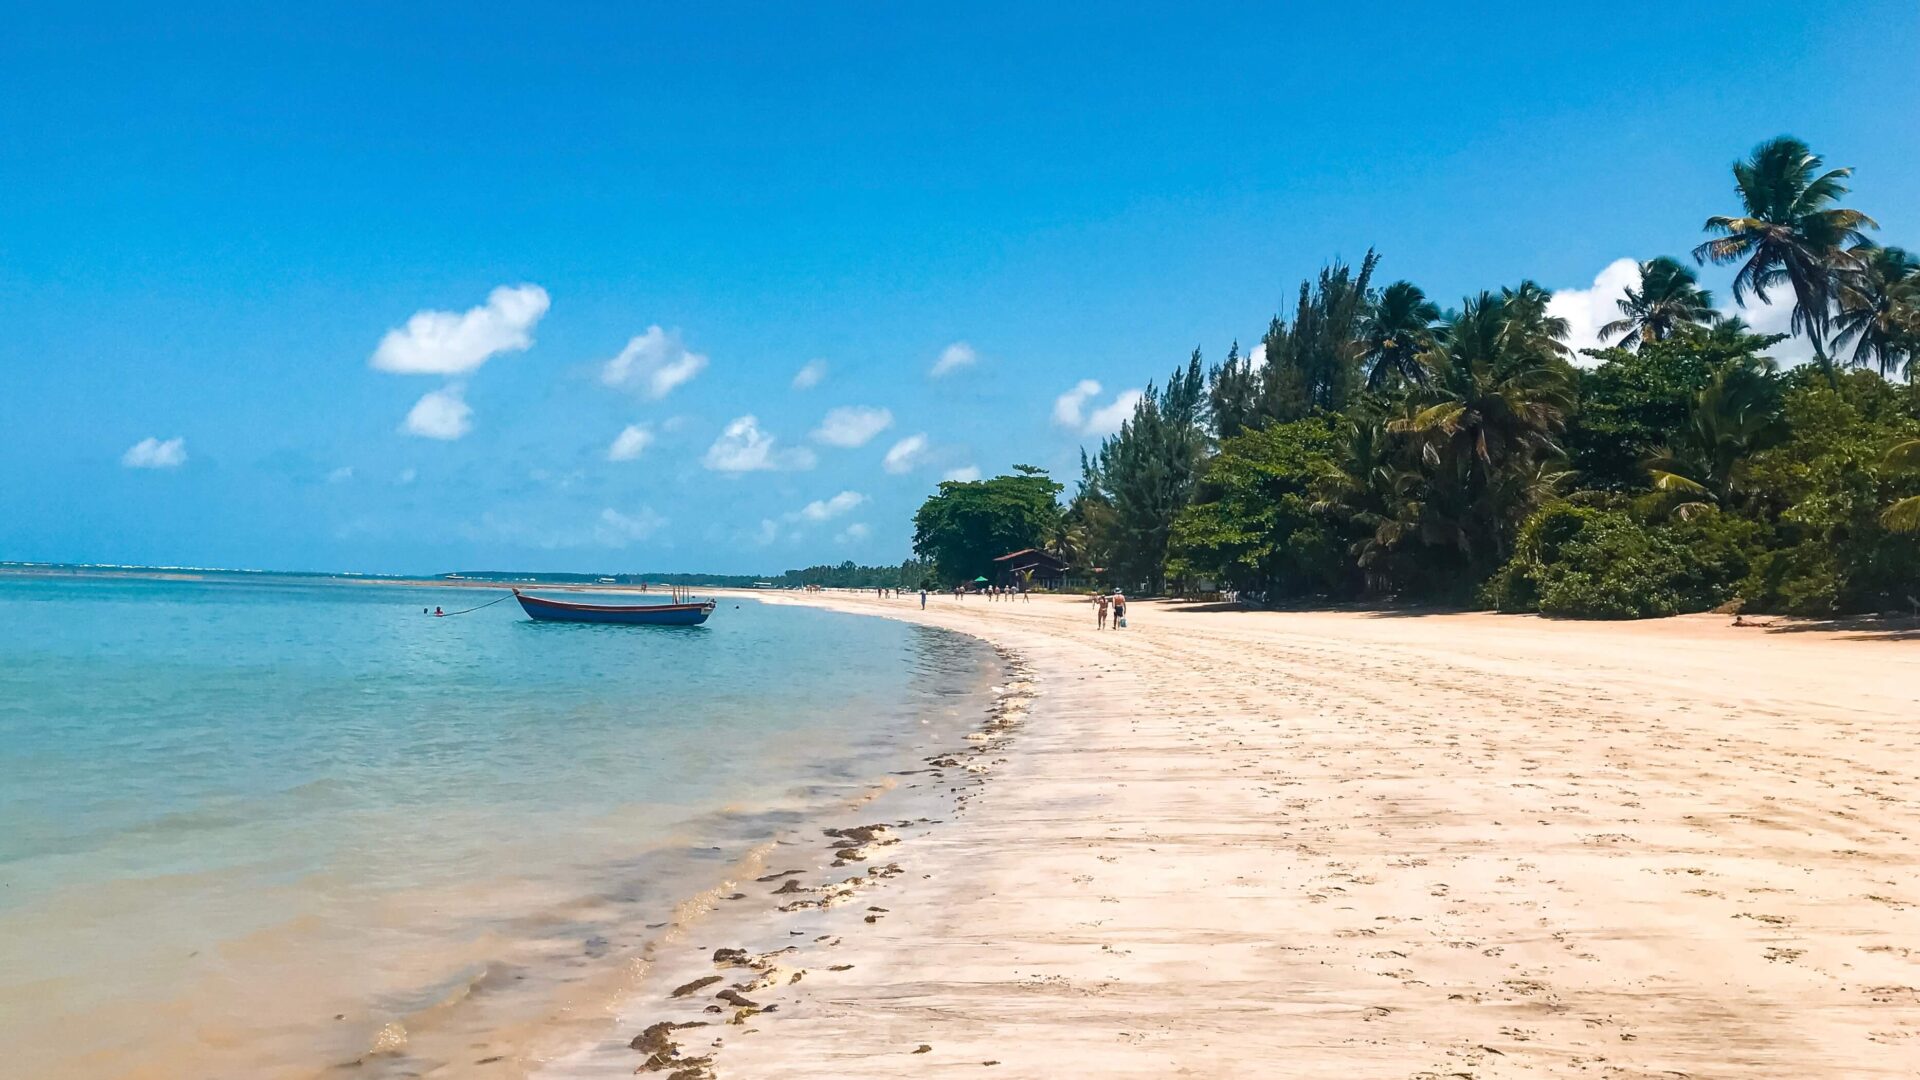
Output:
top-left (0, 574), bottom-right (995, 1078)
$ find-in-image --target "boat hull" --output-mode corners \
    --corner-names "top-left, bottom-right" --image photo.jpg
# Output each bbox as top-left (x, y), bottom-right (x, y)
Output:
top-left (513, 591), bottom-right (715, 626)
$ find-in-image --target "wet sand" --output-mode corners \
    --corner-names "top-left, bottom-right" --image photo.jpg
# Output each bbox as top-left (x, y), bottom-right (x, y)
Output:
top-left (573, 591), bottom-right (1920, 1079)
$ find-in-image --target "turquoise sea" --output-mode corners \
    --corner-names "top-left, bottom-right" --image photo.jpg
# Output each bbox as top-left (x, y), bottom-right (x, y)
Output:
top-left (0, 573), bottom-right (996, 1079)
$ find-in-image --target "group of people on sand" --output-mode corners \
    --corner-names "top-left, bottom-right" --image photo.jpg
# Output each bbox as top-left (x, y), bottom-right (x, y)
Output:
top-left (936, 584), bottom-right (1029, 601)
top-left (901, 584), bottom-right (1127, 625)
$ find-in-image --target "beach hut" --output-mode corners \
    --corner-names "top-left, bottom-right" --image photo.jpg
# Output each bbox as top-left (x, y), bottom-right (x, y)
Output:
top-left (992, 548), bottom-right (1068, 591)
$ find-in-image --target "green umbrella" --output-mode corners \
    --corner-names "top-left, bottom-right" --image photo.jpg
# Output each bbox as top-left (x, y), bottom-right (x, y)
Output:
top-left (973, 576), bottom-right (989, 583)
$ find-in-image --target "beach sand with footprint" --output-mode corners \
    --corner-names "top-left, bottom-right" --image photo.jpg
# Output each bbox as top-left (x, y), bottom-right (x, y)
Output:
top-left (554, 593), bottom-right (1920, 1079)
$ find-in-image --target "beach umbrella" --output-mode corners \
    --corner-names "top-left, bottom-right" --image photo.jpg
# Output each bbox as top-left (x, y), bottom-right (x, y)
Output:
top-left (973, 576), bottom-right (989, 583)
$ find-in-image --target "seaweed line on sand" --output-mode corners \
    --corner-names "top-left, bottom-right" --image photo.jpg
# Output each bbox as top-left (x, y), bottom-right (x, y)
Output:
top-left (613, 642), bottom-right (1036, 1078)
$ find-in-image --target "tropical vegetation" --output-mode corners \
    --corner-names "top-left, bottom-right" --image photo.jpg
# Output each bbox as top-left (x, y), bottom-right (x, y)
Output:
top-left (911, 466), bottom-right (1065, 586)
top-left (914, 136), bottom-right (1920, 618)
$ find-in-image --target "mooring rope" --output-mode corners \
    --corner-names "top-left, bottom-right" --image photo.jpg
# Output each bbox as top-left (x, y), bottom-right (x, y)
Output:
top-left (431, 592), bottom-right (516, 617)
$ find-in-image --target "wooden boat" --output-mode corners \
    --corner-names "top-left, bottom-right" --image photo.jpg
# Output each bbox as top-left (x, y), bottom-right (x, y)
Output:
top-left (512, 589), bottom-right (716, 626)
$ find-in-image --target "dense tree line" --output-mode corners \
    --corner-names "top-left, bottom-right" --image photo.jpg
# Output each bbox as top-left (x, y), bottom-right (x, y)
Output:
top-left (767, 559), bottom-right (932, 590)
top-left (463, 560), bottom-right (934, 590)
top-left (1057, 136), bottom-right (1919, 617)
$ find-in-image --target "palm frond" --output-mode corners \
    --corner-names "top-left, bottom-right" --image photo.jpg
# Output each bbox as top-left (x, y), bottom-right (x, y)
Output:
top-left (1650, 470), bottom-right (1709, 496)
top-left (1883, 495), bottom-right (1920, 533)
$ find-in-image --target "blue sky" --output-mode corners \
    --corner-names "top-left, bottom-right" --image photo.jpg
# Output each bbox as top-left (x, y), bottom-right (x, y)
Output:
top-left (4, 2), bottom-right (1917, 574)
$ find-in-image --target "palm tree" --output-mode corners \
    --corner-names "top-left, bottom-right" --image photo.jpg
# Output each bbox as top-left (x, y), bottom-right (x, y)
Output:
top-left (1390, 291), bottom-right (1576, 571)
top-left (1495, 280), bottom-right (1572, 359)
top-left (1834, 245), bottom-right (1920, 379)
top-left (1360, 281), bottom-right (1441, 392)
top-left (1046, 516), bottom-right (1089, 569)
top-left (1312, 418), bottom-right (1407, 593)
top-left (1599, 257), bottom-right (1721, 348)
top-left (1645, 364), bottom-right (1781, 518)
top-left (1693, 136), bottom-right (1877, 375)
top-left (1884, 439), bottom-right (1920, 534)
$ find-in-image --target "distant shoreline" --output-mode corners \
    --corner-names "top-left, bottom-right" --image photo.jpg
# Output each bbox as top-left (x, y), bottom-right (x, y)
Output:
top-left (0, 564), bottom-right (725, 595)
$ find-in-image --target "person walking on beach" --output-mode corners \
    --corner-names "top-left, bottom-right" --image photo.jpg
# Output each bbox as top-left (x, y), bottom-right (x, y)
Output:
top-left (1096, 592), bottom-right (1109, 629)
top-left (1111, 591), bottom-right (1126, 629)
top-left (920, 587), bottom-right (927, 609)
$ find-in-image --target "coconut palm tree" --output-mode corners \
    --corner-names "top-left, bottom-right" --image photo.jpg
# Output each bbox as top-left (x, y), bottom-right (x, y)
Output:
top-left (1645, 364), bottom-right (1781, 518)
top-left (1834, 245), bottom-right (1920, 379)
top-left (1312, 418), bottom-right (1406, 592)
top-left (1885, 439), bottom-right (1920, 534)
top-left (1390, 291), bottom-right (1576, 571)
top-left (1360, 280), bottom-right (1441, 392)
top-left (1045, 516), bottom-right (1089, 570)
top-left (1495, 280), bottom-right (1572, 360)
top-left (1599, 256), bottom-right (1722, 348)
top-left (1693, 136), bottom-right (1877, 375)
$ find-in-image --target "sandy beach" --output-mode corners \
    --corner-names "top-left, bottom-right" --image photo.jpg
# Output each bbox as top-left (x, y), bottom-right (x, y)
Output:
top-left (568, 591), bottom-right (1920, 1080)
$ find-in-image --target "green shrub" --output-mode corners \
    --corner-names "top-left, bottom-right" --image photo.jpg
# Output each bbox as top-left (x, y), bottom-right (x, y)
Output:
top-left (1487, 503), bottom-right (1758, 619)
top-left (1736, 374), bottom-right (1920, 614)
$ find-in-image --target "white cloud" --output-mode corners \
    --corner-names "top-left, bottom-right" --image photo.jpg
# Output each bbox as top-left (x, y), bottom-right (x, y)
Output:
top-left (836, 522), bottom-right (872, 544)
top-left (810, 405), bottom-right (894, 448)
top-left (528, 467), bottom-right (583, 490)
top-left (930, 341), bottom-right (976, 377)
top-left (371, 284), bottom-right (549, 375)
top-left (793, 490), bottom-right (867, 522)
top-left (594, 507), bottom-right (666, 547)
top-left (600, 326), bottom-right (709, 399)
top-left (1549, 259), bottom-right (1817, 367)
top-left (1052, 379), bottom-right (1102, 428)
top-left (791, 359), bottom-right (827, 390)
top-left (121, 436), bottom-right (187, 469)
top-left (943, 465), bottom-right (982, 482)
top-left (1734, 291), bottom-right (1817, 366)
top-left (1084, 390), bottom-right (1143, 436)
top-left (882, 433), bottom-right (930, 474)
top-left (760, 492), bottom-right (869, 546)
top-left (702, 415), bottom-right (817, 473)
top-left (1053, 379), bottom-right (1141, 436)
top-left (1547, 258), bottom-right (1641, 360)
top-left (607, 423), bottom-right (655, 462)
top-left (326, 466), bottom-right (354, 484)
top-left (402, 384), bottom-right (473, 440)
top-left (463, 506), bottom-right (666, 550)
